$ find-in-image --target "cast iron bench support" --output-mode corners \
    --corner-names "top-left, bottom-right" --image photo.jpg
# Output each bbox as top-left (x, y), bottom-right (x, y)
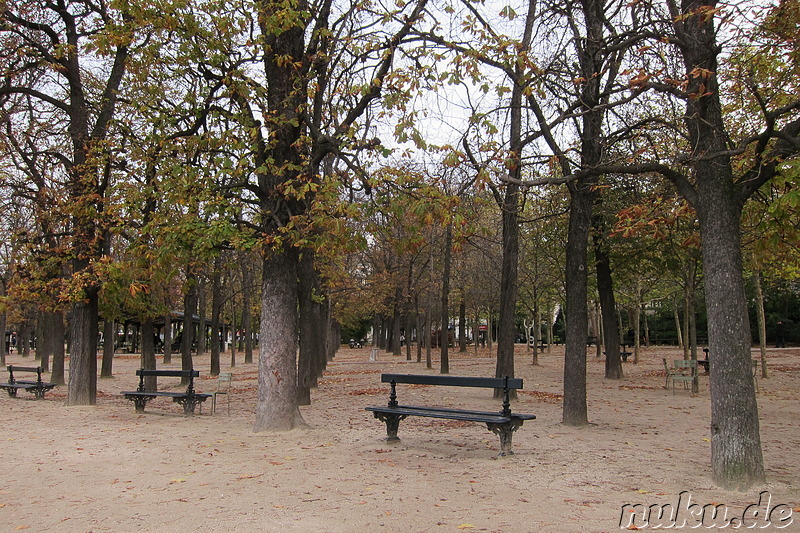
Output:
top-left (366, 374), bottom-right (536, 456)
top-left (121, 369), bottom-right (210, 415)
top-left (0, 366), bottom-right (56, 399)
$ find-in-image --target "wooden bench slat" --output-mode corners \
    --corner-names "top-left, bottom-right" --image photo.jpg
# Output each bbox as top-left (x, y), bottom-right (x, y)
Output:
top-left (136, 369), bottom-right (199, 378)
top-left (367, 406), bottom-right (509, 424)
top-left (7, 366), bottom-right (43, 373)
top-left (380, 373), bottom-right (523, 389)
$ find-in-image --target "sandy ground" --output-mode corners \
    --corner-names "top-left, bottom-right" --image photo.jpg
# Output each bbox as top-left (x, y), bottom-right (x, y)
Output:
top-left (1, 344), bottom-right (799, 532)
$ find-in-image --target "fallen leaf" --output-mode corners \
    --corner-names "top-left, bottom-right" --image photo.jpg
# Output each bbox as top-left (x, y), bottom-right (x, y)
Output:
top-left (457, 525), bottom-right (475, 530)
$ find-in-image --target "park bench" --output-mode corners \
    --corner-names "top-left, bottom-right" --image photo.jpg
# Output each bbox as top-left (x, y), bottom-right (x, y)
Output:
top-left (365, 374), bottom-right (536, 456)
top-left (0, 366), bottom-right (56, 399)
top-left (121, 369), bottom-right (210, 415)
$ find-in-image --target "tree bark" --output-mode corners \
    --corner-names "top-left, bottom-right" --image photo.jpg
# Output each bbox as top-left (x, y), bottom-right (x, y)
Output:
top-left (66, 296), bottom-right (98, 405)
top-left (254, 250), bottom-right (307, 431)
top-left (563, 186), bottom-right (592, 426)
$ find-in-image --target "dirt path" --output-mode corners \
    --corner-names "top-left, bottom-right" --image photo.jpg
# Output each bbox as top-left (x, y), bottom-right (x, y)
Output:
top-left (1, 345), bottom-right (798, 532)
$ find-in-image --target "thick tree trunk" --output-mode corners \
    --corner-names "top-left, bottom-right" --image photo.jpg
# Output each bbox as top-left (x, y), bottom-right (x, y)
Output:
top-left (66, 296), bottom-right (98, 405)
top-left (495, 191), bottom-right (519, 388)
top-left (698, 193), bottom-right (765, 489)
top-left (677, 0), bottom-right (764, 488)
top-left (254, 250), bottom-right (307, 431)
top-left (563, 186), bottom-right (592, 426)
top-left (297, 251), bottom-right (322, 406)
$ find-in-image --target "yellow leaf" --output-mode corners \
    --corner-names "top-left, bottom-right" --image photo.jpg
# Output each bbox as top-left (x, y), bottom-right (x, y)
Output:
top-left (457, 525), bottom-right (475, 530)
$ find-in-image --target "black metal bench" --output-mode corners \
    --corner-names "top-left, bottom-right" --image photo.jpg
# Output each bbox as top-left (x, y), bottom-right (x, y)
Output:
top-left (365, 374), bottom-right (536, 456)
top-left (121, 369), bottom-right (210, 415)
top-left (0, 366), bottom-right (57, 399)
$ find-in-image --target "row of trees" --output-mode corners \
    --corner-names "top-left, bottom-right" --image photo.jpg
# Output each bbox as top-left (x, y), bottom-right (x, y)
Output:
top-left (1, 0), bottom-right (798, 490)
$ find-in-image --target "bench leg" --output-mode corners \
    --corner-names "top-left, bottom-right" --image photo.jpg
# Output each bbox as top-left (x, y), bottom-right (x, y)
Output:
top-left (5, 388), bottom-right (18, 398)
top-left (31, 388), bottom-right (46, 400)
top-left (132, 397), bottom-right (149, 413)
top-left (373, 412), bottom-right (407, 442)
top-left (174, 396), bottom-right (207, 416)
top-left (487, 420), bottom-right (524, 457)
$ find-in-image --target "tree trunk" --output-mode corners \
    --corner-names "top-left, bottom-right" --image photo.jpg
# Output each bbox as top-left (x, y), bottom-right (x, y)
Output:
top-left (440, 223), bottom-right (452, 374)
top-left (698, 192), bottom-right (764, 489)
top-left (677, 0), bottom-right (764, 488)
top-left (101, 318), bottom-right (114, 378)
top-left (297, 251), bottom-right (320, 406)
top-left (163, 314), bottom-right (173, 365)
top-left (404, 312), bottom-right (413, 361)
top-left (458, 298), bottom-right (467, 353)
top-left (66, 296), bottom-right (99, 405)
top-left (254, 250), bottom-right (307, 431)
top-left (426, 244), bottom-right (433, 369)
top-left (673, 297), bottom-right (683, 349)
top-left (593, 214), bottom-right (622, 379)
top-left (415, 303), bottom-right (423, 363)
top-left (197, 275), bottom-right (208, 357)
top-left (0, 311), bottom-right (5, 367)
top-left (633, 284), bottom-right (642, 364)
top-left (210, 256), bottom-right (222, 377)
top-left (141, 318), bottom-right (157, 391)
top-left (181, 271), bottom-right (197, 383)
top-left (241, 256), bottom-right (254, 364)
top-left (391, 290), bottom-right (402, 356)
top-left (19, 321), bottom-right (31, 358)
top-left (753, 271), bottom-right (768, 379)
top-left (563, 186), bottom-right (593, 426)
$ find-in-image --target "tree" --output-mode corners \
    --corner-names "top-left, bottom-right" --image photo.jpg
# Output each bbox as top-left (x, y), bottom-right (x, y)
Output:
top-left (588, 0), bottom-right (799, 488)
top-left (0, 2), bottom-right (138, 404)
